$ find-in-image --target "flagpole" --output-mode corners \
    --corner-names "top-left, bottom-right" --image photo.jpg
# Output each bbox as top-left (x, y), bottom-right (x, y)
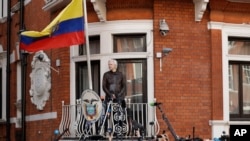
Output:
top-left (83, 0), bottom-right (93, 90)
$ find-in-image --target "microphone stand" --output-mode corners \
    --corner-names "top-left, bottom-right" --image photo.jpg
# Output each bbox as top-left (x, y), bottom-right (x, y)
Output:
top-left (99, 99), bottom-right (113, 136)
top-left (155, 104), bottom-right (181, 141)
top-left (54, 128), bottom-right (69, 141)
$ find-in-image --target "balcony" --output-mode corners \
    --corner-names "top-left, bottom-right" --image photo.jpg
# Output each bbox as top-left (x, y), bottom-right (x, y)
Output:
top-left (58, 99), bottom-right (160, 140)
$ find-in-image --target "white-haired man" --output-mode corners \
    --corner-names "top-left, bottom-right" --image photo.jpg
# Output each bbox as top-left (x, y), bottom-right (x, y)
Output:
top-left (102, 59), bottom-right (126, 137)
top-left (102, 59), bottom-right (125, 103)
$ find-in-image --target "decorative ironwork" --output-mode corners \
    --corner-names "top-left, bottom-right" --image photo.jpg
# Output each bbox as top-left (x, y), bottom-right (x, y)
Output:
top-left (58, 100), bottom-right (159, 140)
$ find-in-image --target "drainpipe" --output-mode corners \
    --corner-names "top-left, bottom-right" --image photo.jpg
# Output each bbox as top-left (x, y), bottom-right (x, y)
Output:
top-left (20, 52), bottom-right (28, 141)
top-left (6, 0), bottom-right (11, 141)
top-left (19, 0), bottom-right (27, 141)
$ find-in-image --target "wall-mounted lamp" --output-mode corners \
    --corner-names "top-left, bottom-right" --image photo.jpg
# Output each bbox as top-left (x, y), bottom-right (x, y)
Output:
top-left (36, 54), bottom-right (60, 74)
top-left (156, 47), bottom-right (172, 71)
top-left (159, 19), bottom-right (169, 36)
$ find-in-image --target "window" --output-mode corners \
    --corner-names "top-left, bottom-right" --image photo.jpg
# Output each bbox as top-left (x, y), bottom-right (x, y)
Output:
top-left (244, 65), bottom-right (250, 83)
top-left (71, 20), bottom-right (153, 107)
top-left (75, 61), bottom-right (100, 99)
top-left (0, 50), bottom-right (6, 122)
top-left (76, 36), bottom-right (101, 99)
top-left (75, 61), bottom-right (147, 103)
top-left (118, 59), bottom-right (147, 103)
top-left (228, 37), bottom-right (250, 120)
top-left (0, 0), bottom-right (7, 22)
top-left (113, 34), bottom-right (148, 103)
top-left (75, 34), bottom-right (148, 103)
top-left (229, 63), bottom-right (250, 119)
top-left (113, 34), bottom-right (146, 52)
top-left (228, 37), bottom-right (250, 55)
top-left (79, 36), bottom-right (100, 55)
top-left (208, 20), bottom-right (250, 138)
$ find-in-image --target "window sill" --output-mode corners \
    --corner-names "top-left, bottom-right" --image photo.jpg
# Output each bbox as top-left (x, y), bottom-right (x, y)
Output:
top-left (210, 120), bottom-right (250, 126)
top-left (0, 17), bottom-right (7, 23)
top-left (0, 119), bottom-right (6, 124)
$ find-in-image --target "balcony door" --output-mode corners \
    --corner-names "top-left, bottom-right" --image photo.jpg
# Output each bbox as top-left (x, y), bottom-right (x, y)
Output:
top-left (117, 59), bottom-right (147, 103)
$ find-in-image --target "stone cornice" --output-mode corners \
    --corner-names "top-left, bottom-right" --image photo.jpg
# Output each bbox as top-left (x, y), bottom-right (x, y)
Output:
top-left (193, 0), bottom-right (209, 22)
top-left (91, 0), bottom-right (106, 22)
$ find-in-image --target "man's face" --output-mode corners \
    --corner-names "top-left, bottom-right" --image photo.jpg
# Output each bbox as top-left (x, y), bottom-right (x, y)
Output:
top-left (108, 60), bottom-right (116, 71)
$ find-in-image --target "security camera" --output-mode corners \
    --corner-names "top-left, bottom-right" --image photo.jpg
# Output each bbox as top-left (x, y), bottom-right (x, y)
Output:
top-left (160, 30), bottom-right (168, 36)
top-left (159, 19), bottom-right (169, 36)
top-left (162, 48), bottom-right (172, 55)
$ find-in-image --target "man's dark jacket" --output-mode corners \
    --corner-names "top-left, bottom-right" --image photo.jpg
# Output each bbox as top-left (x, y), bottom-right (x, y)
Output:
top-left (102, 70), bottom-right (126, 101)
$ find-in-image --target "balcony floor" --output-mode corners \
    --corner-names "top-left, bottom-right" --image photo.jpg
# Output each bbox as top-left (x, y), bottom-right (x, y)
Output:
top-left (61, 135), bottom-right (158, 141)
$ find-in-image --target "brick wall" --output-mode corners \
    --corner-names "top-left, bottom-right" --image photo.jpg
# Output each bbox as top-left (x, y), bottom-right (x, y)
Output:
top-left (2, 0), bottom-right (250, 140)
top-left (153, 0), bottom-right (211, 139)
top-left (5, 0), bottom-right (153, 140)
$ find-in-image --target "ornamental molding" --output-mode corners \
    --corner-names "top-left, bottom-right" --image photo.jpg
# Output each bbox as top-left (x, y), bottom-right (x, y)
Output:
top-left (91, 0), bottom-right (106, 22)
top-left (193, 0), bottom-right (209, 22)
top-left (227, 0), bottom-right (250, 3)
top-left (30, 51), bottom-right (51, 110)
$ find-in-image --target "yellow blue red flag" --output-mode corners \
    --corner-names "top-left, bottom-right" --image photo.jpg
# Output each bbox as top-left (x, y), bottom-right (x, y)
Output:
top-left (20, 0), bottom-right (85, 52)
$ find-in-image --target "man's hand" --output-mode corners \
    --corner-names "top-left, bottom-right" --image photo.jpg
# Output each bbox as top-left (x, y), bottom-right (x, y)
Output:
top-left (112, 94), bottom-right (116, 99)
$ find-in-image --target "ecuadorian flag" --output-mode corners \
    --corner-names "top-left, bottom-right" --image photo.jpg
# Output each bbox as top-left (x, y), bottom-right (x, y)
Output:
top-left (20, 0), bottom-right (85, 52)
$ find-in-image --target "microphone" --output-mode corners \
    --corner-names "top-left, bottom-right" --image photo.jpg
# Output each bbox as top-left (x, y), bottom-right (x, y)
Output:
top-left (55, 128), bottom-right (69, 141)
top-left (132, 120), bottom-right (144, 130)
top-left (149, 102), bottom-right (162, 106)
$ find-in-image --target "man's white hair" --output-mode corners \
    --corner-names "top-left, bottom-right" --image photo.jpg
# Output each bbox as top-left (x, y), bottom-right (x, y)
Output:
top-left (109, 59), bottom-right (118, 68)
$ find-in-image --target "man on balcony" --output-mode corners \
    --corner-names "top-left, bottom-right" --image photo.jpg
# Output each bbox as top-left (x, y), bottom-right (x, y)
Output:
top-left (102, 59), bottom-right (126, 137)
top-left (102, 59), bottom-right (126, 106)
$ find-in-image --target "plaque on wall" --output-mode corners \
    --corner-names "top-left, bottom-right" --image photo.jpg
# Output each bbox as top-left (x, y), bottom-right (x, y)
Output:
top-left (30, 51), bottom-right (51, 110)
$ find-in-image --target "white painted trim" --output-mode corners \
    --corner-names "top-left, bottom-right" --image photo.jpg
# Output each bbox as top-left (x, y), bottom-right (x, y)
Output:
top-left (70, 45), bottom-right (78, 105)
top-left (0, 50), bottom-right (7, 121)
top-left (16, 62), bottom-right (22, 128)
top-left (10, 112), bottom-right (57, 123)
top-left (70, 20), bottom-right (154, 106)
top-left (208, 21), bottom-right (250, 138)
top-left (208, 21), bottom-right (250, 30)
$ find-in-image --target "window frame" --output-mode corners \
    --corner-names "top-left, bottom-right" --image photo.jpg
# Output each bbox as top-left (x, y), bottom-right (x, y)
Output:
top-left (229, 61), bottom-right (250, 120)
top-left (117, 59), bottom-right (148, 103)
top-left (75, 60), bottom-right (100, 99)
top-left (69, 20), bottom-right (154, 106)
top-left (207, 21), bottom-right (250, 139)
top-left (219, 23), bottom-right (250, 122)
top-left (0, 50), bottom-right (6, 122)
top-left (227, 37), bottom-right (250, 121)
top-left (79, 36), bottom-right (100, 55)
top-left (113, 34), bottom-right (147, 53)
top-left (0, 0), bottom-right (7, 22)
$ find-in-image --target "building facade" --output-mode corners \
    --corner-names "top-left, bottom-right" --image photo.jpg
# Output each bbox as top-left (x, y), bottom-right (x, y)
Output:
top-left (0, 0), bottom-right (250, 140)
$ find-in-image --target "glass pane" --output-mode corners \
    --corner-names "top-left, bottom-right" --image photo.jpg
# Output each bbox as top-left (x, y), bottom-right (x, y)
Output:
top-left (118, 61), bottom-right (145, 103)
top-left (79, 36), bottom-right (100, 55)
top-left (242, 65), bottom-right (250, 114)
top-left (228, 40), bottom-right (250, 55)
top-left (114, 35), bottom-right (146, 52)
top-left (229, 64), bottom-right (239, 114)
top-left (76, 61), bottom-right (100, 99)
